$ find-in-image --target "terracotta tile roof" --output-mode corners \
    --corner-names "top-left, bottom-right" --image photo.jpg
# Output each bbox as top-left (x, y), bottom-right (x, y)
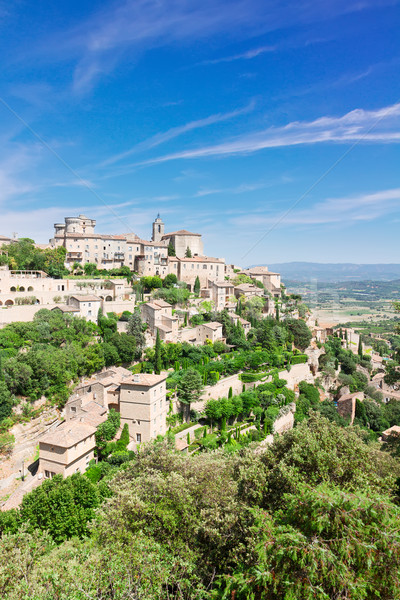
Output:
top-left (39, 421), bottom-right (96, 448)
top-left (162, 229), bottom-right (201, 237)
top-left (52, 305), bottom-right (80, 313)
top-left (153, 300), bottom-right (171, 308)
top-left (175, 438), bottom-right (189, 451)
top-left (383, 425), bottom-right (400, 436)
top-left (202, 321), bottom-right (223, 331)
top-left (210, 280), bottom-right (234, 288)
top-left (156, 323), bottom-right (172, 333)
top-left (179, 255), bottom-right (224, 264)
top-left (121, 372), bottom-right (168, 387)
top-left (69, 294), bottom-right (102, 302)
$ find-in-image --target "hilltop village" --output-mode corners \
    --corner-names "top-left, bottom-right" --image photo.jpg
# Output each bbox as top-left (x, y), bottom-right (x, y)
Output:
top-left (0, 215), bottom-right (399, 511)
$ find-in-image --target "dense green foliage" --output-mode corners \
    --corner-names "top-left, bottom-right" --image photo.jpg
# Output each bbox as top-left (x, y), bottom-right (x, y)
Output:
top-left (1, 414), bottom-right (400, 599)
top-left (0, 309), bottom-right (142, 417)
top-left (1, 238), bottom-right (68, 278)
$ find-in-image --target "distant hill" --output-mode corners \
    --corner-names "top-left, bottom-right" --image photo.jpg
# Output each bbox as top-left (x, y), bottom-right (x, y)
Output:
top-left (252, 262), bottom-right (400, 282)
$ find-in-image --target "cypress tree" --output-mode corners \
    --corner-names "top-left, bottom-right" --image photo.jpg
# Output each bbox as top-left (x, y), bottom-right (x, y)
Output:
top-left (155, 329), bottom-right (162, 374)
top-left (185, 246), bottom-right (192, 258)
top-left (228, 386), bottom-right (233, 398)
top-left (167, 241), bottom-right (176, 256)
top-left (358, 337), bottom-right (363, 358)
top-left (194, 276), bottom-right (200, 296)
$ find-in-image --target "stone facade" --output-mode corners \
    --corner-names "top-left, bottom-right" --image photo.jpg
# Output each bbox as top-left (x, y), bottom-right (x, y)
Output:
top-left (140, 300), bottom-right (178, 341)
top-left (39, 421), bottom-right (97, 478)
top-left (196, 322), bottom-right (223, 344)
top-left (161, 229), bottom-right (204, 258)
top-left (68, 295), bottom-right (102, 323)
top-left (240, 266), bottom-right (282, 297)
top-left (168, 256), bottom-right (225, 290)
top-left (119, 373), bottom-right (168, 443)
top-left (208, 280), bottom-right (235, 310)
top-left (337, 391), bottom-right (364, 424)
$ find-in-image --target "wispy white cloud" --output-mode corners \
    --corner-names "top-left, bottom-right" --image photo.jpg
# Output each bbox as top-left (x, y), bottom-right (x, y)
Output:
top-left (195, 181), bottom-right (274, 197)
top-left (199, 45), bottom-right (276, 66)
top-left (230, 187), bottom-right (400, 228)
top-left (138, 102), bottom-right (400, 165)
top-left (35, 0), bottom-right (392, 93)
top-left (101, 102), bottom-right (255, 167)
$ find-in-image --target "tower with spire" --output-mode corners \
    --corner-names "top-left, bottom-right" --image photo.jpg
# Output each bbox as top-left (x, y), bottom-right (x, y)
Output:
top-left (152, 214), bottom-right (164, 242)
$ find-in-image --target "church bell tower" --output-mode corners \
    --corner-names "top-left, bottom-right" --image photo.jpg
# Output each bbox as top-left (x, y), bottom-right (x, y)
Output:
top-left (152, 214), bottom-right (164, 242)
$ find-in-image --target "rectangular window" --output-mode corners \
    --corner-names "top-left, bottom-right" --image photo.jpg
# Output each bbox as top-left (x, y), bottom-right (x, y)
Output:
top-left (136, 433), bottom-right (141, 442)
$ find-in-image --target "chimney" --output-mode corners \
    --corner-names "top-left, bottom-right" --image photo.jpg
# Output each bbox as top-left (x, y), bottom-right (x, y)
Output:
top-left (133, 374), bottom-right (140, 383)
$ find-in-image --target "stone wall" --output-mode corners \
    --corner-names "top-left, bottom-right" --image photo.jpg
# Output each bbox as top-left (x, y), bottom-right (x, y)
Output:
top-left (273, 409), bottom-right (294, 434)
top-left (191, 373), bottom-right (251, 412)
top-left (337, 397), bottom-right (356, 424)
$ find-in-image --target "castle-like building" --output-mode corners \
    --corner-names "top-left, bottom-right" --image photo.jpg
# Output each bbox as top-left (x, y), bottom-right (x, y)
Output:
top-left (50, 214), bottom-right (224, 289)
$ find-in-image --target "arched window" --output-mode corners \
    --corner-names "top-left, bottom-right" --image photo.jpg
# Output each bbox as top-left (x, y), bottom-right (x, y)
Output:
top-left (10, 286), bottom-right (16, 292)
top-left (19, 286), bottom-right (25, 292)
top-left (28, 286), bottom-right (34, 292)
top-left (5, 299), bottom-right (14, 306)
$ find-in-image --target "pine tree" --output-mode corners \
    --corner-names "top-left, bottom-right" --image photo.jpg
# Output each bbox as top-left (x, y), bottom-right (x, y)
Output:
top-left (155, 329), bottom-right (162, 374)
top-left (194, 276), bottom-right (200, 296)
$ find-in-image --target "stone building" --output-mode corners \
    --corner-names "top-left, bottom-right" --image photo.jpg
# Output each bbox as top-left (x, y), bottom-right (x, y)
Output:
top-left (161, 228), bottom-right (204, 258)
top-left (234, 283), bottom-right (264, 300)
top-left (239, 266), bottom-right (281, 297)
top-left (168, 256), bottom-right (225, 290)
top-left (196, 322), bottom-right (224, 344)
top-left (140, 300), bottom-right (178, 341)
top-left (119, 372), bottom-right (168, 443)
top-left (207, 280), bottom-right (235, 310)
top-left (38, 420), bottom-right (97, 478)
top-left (67, 295), bottom-right (102, 323)
top-left (0, 266), bottom-right (130, 309)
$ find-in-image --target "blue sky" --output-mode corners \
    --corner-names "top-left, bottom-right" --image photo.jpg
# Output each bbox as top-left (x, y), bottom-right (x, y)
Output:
top-left (0, 0), bottom-right (399, 266)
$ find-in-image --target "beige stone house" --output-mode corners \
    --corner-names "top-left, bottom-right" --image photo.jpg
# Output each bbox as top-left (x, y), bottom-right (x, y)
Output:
top-left (67, 295), bottom-right (102, 323)
top-left (196, 322), bottom-right (224, 344)
top-left (240, 266), bottom-right (282, 297)
top-left (39, 420), bottom-right (97, 478)
top-left (140, 300), bottom-right (178, 341)
top-left (207, 280), bottom-right (235, 310)
top-left (168, 256), bottom-right (225, 290)
top-left (119, 372), bottom-right (168, 443)
top-left (230, 314), bottom-right (251, 335)
top-left (234, 283), bottom-right (264, 300)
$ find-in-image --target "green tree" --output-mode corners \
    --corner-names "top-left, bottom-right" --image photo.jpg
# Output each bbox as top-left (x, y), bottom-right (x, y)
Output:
top-left (177, 368), bottom-right (203, 422)
top-left (167, 241), bottom-right (175, 256)
top-left (11, 474), bottom-right (101, 543)
top-left (194, 275), bottom-right (201, 296)
top-left (163, 273), bottom-right (178, 288)
top-left (185, 247), bottom-right (192, 258)
top-left (154, 329), bottom-right (162, 375)
top-left (127, 310), bottom-right (145, 355)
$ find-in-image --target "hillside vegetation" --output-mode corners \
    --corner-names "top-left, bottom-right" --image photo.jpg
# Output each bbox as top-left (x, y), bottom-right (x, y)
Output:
top-left (1, 414), bottom-right (400, 599)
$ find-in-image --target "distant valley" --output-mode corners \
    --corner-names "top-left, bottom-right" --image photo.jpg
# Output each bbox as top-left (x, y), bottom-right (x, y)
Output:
top-left (260, 262), bottom-right (400, 283)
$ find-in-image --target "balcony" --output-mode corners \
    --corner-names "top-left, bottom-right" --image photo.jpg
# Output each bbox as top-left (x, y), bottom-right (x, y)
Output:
top-left (114, 252), bottom-right (125, 260)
